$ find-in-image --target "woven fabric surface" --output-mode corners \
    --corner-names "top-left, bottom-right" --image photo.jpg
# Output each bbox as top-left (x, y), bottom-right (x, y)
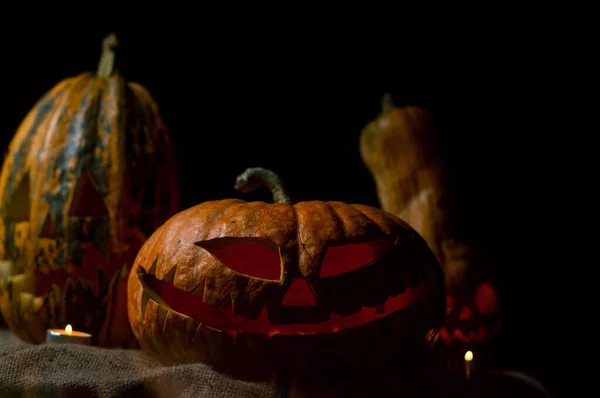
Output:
top-left (0, 329), bottom-right (554, 398)
top-left (0, 329), bottom-right (273, 398)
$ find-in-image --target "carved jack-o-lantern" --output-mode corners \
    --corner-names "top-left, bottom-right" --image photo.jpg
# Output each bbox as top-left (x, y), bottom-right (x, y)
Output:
top-left (360, 94), bottom-right (502, 351)
top-left (440, 282), bottom-right (501, 345)
top-left (438, 239), bottom-right (501, 345)
top-left (0, 34), bottom-right (179, 346)
top-left (128, 168), bottom-right (446, 375)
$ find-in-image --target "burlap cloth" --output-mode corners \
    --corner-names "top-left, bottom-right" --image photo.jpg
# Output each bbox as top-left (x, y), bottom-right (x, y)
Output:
top-left (0, 329), bottom-right (273, 398)
top-left (0, 329), bottom-right (553, 398)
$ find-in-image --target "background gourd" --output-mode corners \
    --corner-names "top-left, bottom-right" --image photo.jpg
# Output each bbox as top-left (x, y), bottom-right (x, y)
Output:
top-left (360, 94), bottom-right (502, 351)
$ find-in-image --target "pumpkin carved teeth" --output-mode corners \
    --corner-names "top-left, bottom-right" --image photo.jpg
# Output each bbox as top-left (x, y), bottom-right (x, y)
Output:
top-left (137, 264), bottom-right (437, 336)
top-left (438, 322), bottom-right (502, 344)
top-left (188, 280), bottom-right (205, 296)
top-left (161, 265), bottom-right (177, 284)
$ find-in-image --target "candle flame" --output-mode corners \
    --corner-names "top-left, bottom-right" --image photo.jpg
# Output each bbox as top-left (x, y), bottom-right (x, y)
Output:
top-left (464, 350), bottom-right (473, 362)
top-left (65, 324), bottom-right (73, 335)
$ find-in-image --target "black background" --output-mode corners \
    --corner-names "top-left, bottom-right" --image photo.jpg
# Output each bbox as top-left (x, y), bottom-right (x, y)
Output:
top-left (3, 23), bottom-right (583, 397)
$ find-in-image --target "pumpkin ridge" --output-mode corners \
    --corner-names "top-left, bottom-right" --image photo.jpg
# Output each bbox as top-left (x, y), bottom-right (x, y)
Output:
top-left (324, 202), bottom-right (385, 243)
top-left (199, 200), bottom-right (247, 242)
top-left (30, 75), bottom-right (89, 170)
top-left (58, 80), bottom-right (104, 242)
top-left (96, 76), bottom-right (125, 246)
top-left (128, 82), bottom-right (164, 134)
top-left (320, 201), bottom-right (345, 237)
top-left (6, 95), bottom-right (53, 176)
top-left (126, 84), bottom-right (157, 176)
top-left (0, 80), bottom-right (72, 210)
top-left (349, 205), bottom-right (389, 236)
top-left (28, 76), bottom-right (98, 261)
top-left (349, 204), bottom-right (406, 237)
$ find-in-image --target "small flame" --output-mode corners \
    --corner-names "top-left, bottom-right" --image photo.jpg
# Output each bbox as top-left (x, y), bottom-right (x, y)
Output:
top-left (65, 324), bottom-right (73, 335)
top-left (464, 350), bottom-right (473, 362)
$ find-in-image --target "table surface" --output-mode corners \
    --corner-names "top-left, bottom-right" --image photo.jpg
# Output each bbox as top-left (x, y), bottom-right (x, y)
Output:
top-left (0, 328), bottom-right (553, 398)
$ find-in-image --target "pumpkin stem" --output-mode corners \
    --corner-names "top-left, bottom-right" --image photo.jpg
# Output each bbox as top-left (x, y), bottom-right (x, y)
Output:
top-left (96, 33), bottom-right (119, 79)
top-left (381, 92), bottom-right (395, 114)
top-left (234, 167), bottom-right (292, 204)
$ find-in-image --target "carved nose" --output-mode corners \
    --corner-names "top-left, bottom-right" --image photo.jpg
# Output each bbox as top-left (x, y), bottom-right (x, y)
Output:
top-left (281, 278), bottom-right (316, 306)
top-left (459, 305), bottom-right (472, 320)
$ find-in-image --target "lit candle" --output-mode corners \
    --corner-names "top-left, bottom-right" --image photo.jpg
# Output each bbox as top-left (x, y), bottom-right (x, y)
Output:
top-left (464, 350), bottom-right (473, 380)
top-left (46, 324), bottom-right (91, 345)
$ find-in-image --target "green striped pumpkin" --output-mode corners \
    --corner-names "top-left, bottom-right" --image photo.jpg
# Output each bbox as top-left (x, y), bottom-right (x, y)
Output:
top-left (0, 34), bottom-right (179, 346)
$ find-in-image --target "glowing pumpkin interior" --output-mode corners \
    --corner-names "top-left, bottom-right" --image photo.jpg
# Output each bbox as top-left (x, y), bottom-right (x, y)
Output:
top-left (439, 282), bottom-right (501, 344)
top-left (138, 236), bottom-right (436, 336)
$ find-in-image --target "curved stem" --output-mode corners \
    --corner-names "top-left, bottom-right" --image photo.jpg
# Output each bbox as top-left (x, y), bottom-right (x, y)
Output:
top-left (381, 93), bottom-right (395, 114)
top-left (97, 33), bottom-right (119, 79)
top-left (234, 167), bottom-right (292, 204)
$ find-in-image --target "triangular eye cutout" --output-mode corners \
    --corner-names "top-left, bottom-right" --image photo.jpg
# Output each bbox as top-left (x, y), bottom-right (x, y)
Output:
top-left (5, 172), bottom-right (31, 222)
top-left (194, 237), bottom-right (282, 281)
top-left (320, 238), bottom-right (394, 278)
top-left (39, 213), bottom-right (58, 239)
top-left (69, 172), bottom-right (109, 217)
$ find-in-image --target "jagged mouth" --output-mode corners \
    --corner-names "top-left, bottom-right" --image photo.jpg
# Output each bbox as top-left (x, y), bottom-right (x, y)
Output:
top-left (137, 266), bottom-right (437, 337)
top-left (0, 243), bottom-right (123, 328)
top-left (438, 321), bottom-right (502, 344)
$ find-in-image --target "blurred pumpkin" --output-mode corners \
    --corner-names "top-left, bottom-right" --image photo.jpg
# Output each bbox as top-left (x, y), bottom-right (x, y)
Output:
top-left (0, 33), bottom-right (179, 346)
top-left (359, 94), bottom-right (501, 350)
top-left (128, 167), bottom-right (445, 376)
top-left (437, 239), bottom-right (501, 346)
top-left (359, 94), bottom-right (444, 256)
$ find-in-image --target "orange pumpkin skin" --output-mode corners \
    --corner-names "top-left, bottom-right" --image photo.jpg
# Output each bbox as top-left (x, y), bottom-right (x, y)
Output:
top-left (128, 168), bottom-right (445, 376)
top-left (0, 34), bottom-right (179, 346)
top-left (360, 95), bottom-right (502, 350)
